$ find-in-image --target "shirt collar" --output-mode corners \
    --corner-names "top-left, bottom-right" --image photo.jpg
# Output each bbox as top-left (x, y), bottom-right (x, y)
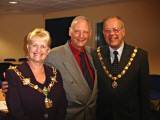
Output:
top-left (109, 42), bottom-right (124, 62)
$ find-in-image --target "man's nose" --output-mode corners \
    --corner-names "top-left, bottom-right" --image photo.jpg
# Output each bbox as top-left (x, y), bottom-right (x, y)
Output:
top-left (80, 32), bottom-right (84, 38)
top-left (110, 29), bottom-right (115, 35)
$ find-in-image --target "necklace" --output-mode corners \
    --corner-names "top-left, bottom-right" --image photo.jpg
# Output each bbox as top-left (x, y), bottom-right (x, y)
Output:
top-left (9, 66), bottom-right (57, 109)
top-left (97, 46), bottom-right (138, 88)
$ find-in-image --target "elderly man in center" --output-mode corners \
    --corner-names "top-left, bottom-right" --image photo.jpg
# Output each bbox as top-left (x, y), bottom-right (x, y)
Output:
top-left (45, 16), bottom-right (97, 120)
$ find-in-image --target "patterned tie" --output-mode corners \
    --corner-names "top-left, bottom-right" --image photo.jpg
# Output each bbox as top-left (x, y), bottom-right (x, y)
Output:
top-left (80, 52), bottom-right (93, 89)
top-left (112, 51), bottom-right (119, 75)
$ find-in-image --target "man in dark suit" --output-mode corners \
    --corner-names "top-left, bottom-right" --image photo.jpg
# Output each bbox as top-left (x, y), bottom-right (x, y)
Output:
top-left (92, 16), bottom-right (150, 120)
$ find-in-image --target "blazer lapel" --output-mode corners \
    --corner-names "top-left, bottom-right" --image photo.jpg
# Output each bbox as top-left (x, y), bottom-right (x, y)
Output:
top-left (119, 44), bottom-right (133, 70)
top-left (85, 47), bottom-right (94, 68)
top-left (85, 47), bottom-right (97, 86)
top-left (85, 47), bottom-right (98, 102)
top-left (100, 46), bottom-right (113, 72)
top-left (62, 43), bottom-right (91, 92)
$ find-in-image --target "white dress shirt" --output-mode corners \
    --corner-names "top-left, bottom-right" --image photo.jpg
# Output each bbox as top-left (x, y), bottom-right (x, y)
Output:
top-left (109, 43), bottom-right (124, 64)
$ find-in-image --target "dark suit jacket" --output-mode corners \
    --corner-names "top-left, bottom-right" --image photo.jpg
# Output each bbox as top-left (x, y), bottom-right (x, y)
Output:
top-left (92, 43), bottom-right (150, 120)
top-left (6, 62), bottom-right (67, 120)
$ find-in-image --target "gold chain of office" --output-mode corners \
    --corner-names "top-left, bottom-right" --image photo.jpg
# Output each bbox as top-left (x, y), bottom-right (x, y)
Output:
top-left (9, 66), bottom-right (58, 109)
top-left (97, 46), bottom-right (138, 81)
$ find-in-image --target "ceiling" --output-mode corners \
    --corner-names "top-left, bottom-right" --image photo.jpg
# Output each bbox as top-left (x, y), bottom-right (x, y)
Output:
top-left (0, 0), bottom-right (129, 15)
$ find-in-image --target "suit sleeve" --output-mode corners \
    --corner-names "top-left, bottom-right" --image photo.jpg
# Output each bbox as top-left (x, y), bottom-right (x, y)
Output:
top-left (138, 51), bottom-right (151, 120)
top-left (45, 50), bottom-right (57, 67)
top-left (6, 70), bottom-right (30, 120)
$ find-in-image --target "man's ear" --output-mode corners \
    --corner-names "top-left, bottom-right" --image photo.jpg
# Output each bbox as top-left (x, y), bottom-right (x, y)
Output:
top-left (122, 28), bottom-right (126, 37)
top-left (89, 29), bottom-right (92, 38)
top-left (103, 30), bottom-right (105, 36)
top-left (26, 44), bottom-right (28, 49)
top-left (69, 27), bottom-right (72, 37)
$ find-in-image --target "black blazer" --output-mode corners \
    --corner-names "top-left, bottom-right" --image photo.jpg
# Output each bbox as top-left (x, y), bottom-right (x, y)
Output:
top-left (92, 44), bottom-right (150, 120)
top-left (6, 62), bottom-right (67, 120)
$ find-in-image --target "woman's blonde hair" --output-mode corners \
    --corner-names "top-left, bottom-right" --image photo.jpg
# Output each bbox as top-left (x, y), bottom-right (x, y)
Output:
top-left (24, 28), bottom-right (51, 55)
top-left (26, 28), bottom-right (51, 47)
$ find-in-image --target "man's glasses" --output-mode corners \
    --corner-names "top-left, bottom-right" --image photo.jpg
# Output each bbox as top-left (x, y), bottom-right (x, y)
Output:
top-left (104, 27), bottom-right (122, 34)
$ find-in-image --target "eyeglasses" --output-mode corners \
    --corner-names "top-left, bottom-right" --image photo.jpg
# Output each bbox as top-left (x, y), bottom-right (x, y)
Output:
top-left (104, 27), bottom-right (122, 34)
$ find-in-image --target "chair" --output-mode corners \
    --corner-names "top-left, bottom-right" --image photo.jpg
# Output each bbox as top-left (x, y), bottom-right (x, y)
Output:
top-left (149, 74), bottom-right (160, 120)
top-left (18, 57), bottom-right (27, 62)
top-left (150, 75), bottom-right (160, 100)
top-left (0, 62), bottom-right (13, 87)
top-left (3, 58), bottom-right (16, 62)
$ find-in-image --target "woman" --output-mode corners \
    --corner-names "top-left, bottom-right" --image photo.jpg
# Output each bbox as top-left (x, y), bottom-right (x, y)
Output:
top-left (5, 28), bottom-right (67, 120)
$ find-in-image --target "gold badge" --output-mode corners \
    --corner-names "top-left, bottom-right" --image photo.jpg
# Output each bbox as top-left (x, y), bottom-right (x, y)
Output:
top-left (22, 78), bottom-right (30, 85)
top-left (44, 97), bottom-right (53, 109)
top-left (112, 81), bottom-right (118, 88)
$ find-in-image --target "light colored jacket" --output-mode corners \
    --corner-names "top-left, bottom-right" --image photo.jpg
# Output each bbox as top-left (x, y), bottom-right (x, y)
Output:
top-left (45, 42), bottom-right (97, 120)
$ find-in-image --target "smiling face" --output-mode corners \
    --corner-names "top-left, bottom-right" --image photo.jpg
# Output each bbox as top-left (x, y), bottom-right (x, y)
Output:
top-left (69, 17), bottom-right (91, 51)
top-left (103, 17), bottom-right (125, 50)
top-left (27, 36), bottom-right (50, 63)
top-left (26, 28), bottom-right (51, 63)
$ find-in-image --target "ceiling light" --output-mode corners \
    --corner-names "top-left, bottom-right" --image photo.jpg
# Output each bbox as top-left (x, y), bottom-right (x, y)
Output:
top-left (9, 1), bottom-right (18, 4)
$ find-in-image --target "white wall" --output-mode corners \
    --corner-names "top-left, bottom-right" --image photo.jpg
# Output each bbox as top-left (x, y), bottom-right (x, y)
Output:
top-left (0, 14), bottom-right (44, 60)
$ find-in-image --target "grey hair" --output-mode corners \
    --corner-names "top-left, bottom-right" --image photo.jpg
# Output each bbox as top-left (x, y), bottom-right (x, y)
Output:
top-left (103, 16), bottom-right (125, 29)
top-left (70, 16), bottom-right (92, 30)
